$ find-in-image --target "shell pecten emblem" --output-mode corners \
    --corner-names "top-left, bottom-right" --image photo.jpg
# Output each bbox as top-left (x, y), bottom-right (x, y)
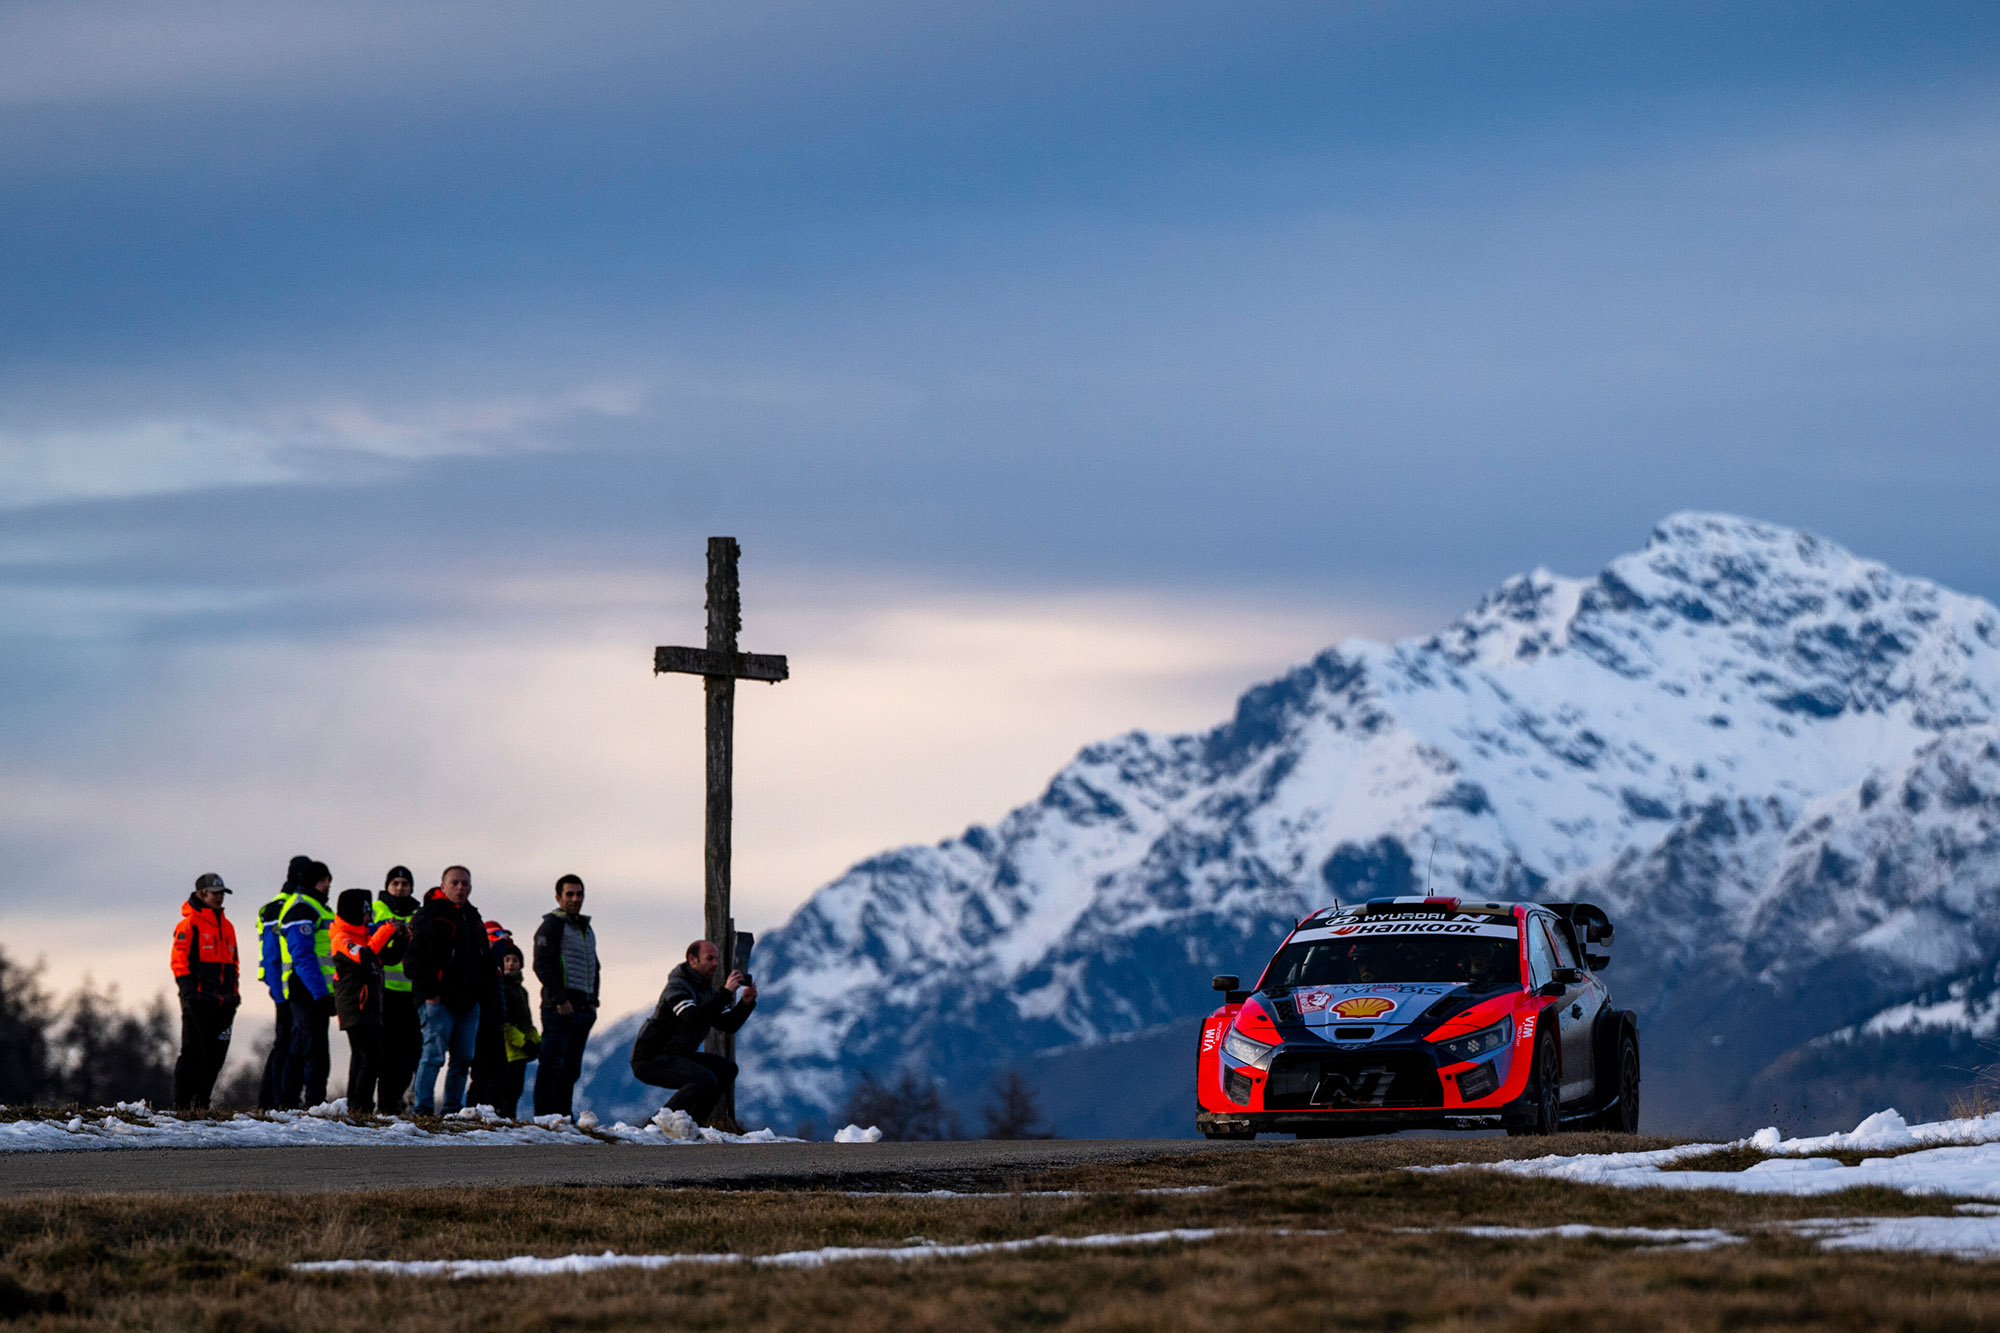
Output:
top-left (1331, 996), bottom-right (1397, 1019)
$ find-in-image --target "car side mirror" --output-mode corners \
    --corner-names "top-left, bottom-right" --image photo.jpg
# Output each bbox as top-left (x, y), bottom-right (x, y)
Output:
top-left (1586, 954), bottom-right (1609, 972)
top-left (1212, 975), bottom-right (1240, 992)
top-left (1546, 967), bottom-right (1584, 991)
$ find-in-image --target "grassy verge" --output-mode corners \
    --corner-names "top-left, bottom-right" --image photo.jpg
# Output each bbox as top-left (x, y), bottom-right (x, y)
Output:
top-left (2, 1133), bottom-right (1997, 1330)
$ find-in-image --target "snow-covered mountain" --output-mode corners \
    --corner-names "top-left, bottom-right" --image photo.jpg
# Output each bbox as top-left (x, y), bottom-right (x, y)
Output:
top-left (580, 513), bottom-right (2000, 1136)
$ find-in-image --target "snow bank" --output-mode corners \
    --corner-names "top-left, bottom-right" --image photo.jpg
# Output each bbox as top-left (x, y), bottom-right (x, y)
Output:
top-left (833, 1123), bottom-right (883, 1143)
top-left (295, 1228), bottom-right (1235, 1278)
top-left (0, 1102), bottom-right (820, 1152)
top-left (1427, 1108), bottom-right (2000, 1200)
top-left (1747, 1107), bottom-right (2000, 1154)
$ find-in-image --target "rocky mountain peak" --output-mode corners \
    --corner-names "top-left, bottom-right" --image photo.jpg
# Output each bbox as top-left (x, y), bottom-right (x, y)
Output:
top-left (574, 514), bottom-right (2000, 1137)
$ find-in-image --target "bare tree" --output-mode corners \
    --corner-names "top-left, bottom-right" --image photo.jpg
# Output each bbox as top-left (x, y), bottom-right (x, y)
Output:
top-left (0, 949), bottom-right (55, 1105)
top-left (842, 1069), bottom-right (961, 1141)
top-left (53, 982), bottom-right (175, 1108)
top-left (982, 1068), bottom-right (1056, 1140)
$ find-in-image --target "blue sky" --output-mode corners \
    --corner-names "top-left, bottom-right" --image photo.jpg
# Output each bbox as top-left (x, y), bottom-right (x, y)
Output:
top-left (3, 0), bottom-right (1997, 1021)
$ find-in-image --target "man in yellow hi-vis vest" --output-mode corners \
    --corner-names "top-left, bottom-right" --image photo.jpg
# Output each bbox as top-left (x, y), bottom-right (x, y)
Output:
top-left (372, 866), bottom-right (421, 1114)
top-left (277, 860), bottom-right (337, 1109)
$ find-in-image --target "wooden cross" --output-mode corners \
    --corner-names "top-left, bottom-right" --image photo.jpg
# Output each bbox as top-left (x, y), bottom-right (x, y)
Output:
top-left (654, 536), bottom-right (788, 1127)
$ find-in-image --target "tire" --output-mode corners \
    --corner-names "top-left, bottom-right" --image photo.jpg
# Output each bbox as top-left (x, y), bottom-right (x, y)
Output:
top-left (1505, 1031), bottom-right (1560, 1137)
top-left (1591, 1032), bottom-right (1640, 1134)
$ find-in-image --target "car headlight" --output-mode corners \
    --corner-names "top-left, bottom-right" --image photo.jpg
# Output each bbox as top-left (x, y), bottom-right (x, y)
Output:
top-left (1437, 1016), bottom-right (1513, 1065)
top-left (1222, 1026), bottom-right (1277, 1071)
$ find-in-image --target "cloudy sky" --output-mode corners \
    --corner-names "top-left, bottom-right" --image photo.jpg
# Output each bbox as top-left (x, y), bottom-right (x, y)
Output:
top-left (3, 0), bottom-right (1997, 1024)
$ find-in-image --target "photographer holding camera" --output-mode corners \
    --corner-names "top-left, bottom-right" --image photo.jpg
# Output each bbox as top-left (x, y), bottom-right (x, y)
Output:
top-left (629, 939), bottom-right (757, 1138)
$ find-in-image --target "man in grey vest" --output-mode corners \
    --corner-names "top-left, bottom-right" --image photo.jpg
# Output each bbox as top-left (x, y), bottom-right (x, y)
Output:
top-left (531, 873), bottom-right (599, 1117)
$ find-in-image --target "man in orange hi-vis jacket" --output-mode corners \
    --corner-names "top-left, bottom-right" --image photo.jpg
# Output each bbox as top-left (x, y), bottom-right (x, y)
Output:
top-left (171, 872), bottom-right (241, 1110)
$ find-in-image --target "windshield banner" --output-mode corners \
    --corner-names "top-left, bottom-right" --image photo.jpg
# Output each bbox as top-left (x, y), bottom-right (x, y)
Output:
top-left (1291, 920), bottom-right (1519, 942)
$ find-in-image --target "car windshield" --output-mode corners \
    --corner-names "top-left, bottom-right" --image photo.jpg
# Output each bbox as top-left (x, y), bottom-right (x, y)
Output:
top-left (1262, 927), bottom-right (1521, 990)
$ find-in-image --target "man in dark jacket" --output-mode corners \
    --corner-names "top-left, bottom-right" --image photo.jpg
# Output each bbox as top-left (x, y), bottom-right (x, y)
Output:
top-left (629, 940), bottom-right (756, 1131)
top-left (407, 865), bottom-right (487, 1115)
top-left (532, 874), bottom-right (599, 1118)
top-left (170, 873), bottom-right (240, 1110)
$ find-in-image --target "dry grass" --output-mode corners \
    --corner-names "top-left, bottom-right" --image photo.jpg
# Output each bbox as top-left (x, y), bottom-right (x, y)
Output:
top-left (4, 1133), bottom-right (2000, 1330)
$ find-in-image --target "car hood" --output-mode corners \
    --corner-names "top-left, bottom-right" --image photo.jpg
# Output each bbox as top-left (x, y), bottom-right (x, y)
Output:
top-left (1270, 983), bottom-right (1471, 1038)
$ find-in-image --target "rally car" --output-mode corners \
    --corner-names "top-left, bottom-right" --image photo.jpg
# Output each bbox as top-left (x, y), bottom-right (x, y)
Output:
top-left (1194, 896), bottom-right (1639, 1138)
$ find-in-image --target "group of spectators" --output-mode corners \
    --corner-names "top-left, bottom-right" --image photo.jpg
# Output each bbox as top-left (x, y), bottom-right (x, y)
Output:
top-left (170, 860), bottom-right (602, 1119)
top-left (168, 860), bottom-right (757, 1135)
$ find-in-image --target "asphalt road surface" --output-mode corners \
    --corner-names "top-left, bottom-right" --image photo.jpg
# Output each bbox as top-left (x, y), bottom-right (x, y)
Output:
top-left (0, 1138), bottom-right (1259, 1197)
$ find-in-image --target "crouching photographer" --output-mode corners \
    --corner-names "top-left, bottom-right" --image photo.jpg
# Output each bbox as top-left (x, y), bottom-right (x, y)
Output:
top-left (629, 940), bottom-right (757, 1137)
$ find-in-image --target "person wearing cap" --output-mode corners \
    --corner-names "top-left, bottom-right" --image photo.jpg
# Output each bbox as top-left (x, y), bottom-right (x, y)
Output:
top-left (373, 866), bottom-right (422, 1114)
top-left (256, 855), bottom-right (313, 1110)
top-left (278, 860), bottom-right (338, 1109)
top-left (170, 873), bottom-right (240, 1111)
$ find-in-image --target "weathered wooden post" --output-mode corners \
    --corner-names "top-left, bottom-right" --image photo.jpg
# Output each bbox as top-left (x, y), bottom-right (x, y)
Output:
top-left (654, 537), bottom-right (788, 1127)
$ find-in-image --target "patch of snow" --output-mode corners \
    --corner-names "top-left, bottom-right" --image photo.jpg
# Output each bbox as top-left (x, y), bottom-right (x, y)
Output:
top-left (0, 1105), bottom-right (799, 1153)
top-left (834, 1123), bottom-right (883, 1143)
top-left (294, 1228), bottom-right (1242, 1278)
top-left (841, 1185), bottom-right (1222, 1200)
top-left (1412, 1224), bottom-right (1741, 1252)
top-left (1784, 1215), bottom-right (2000, 1259)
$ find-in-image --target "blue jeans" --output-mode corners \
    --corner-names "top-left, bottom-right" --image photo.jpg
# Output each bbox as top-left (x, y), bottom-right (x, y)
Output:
top-left (415, 1001), bottom-right (480, 1115)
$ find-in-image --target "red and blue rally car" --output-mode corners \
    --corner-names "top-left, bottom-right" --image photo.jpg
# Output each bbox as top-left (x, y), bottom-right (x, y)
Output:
top-left (1195, 896), bottom-right (1639, 1138)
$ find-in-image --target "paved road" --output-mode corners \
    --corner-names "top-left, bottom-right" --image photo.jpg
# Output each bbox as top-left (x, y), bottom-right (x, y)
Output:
top-left (0, 1138), bottom-right (1257, 1197)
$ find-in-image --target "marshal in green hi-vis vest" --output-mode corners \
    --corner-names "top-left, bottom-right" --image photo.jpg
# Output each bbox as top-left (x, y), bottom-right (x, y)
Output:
top-left (372, 898), bottom-right (412, 992)
top-left (256, 890), bottom-right (289, 984)
top-left (278, 891), bottom-right (334, 991)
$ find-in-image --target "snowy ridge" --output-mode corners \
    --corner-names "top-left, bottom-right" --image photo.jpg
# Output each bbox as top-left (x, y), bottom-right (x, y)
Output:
top-left (575, 513), bottom-right (2000, 1134)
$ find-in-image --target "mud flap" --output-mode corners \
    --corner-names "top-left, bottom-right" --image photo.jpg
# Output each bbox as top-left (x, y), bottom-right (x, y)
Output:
top-left (1589, 1009), bottom-right (1638, 1117)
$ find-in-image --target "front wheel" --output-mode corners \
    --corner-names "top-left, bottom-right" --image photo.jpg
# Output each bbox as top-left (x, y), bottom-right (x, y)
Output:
top-left (1505, 1031), bottom-right (1560, 1137)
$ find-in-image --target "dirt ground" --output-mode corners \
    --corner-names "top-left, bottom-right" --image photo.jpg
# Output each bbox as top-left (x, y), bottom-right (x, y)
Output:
top-left (2, 1132), bottom-right (1997, 1330)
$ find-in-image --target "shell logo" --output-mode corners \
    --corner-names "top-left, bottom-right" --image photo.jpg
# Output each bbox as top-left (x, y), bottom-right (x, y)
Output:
top-left (1331, 996), bottom-right (1396, 1019)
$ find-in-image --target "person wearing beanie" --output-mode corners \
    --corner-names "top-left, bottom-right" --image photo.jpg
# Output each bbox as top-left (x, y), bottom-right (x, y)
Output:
top-left (331, 888), bottom-right (405, 1116)
top-left (372, 866), bottom-right (422, 1113)
top-left (278, 860), bottom-right (337, 1108)
top-left (170, 873), bottom-right (239, 1110)
top-left (256, 854), bottom-right (313, 1110)
top-left (496, 942), bottom-right (539, 1119)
